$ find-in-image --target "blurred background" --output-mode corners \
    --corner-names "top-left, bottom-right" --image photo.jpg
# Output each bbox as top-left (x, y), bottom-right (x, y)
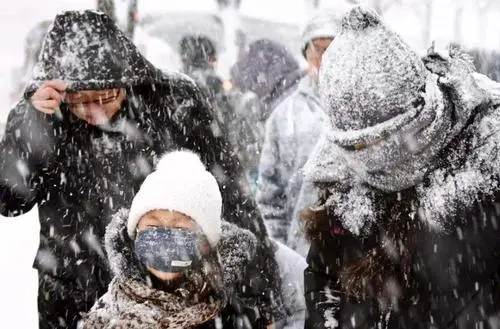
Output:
top-left (1, 0), bottom-right (500, 121)
top-left (0, 0), bottom-right (499, 328)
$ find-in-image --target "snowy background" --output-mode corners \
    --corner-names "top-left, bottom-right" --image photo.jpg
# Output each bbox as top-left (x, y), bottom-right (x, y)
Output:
top-left (0, 0), bottom-right (499, 327)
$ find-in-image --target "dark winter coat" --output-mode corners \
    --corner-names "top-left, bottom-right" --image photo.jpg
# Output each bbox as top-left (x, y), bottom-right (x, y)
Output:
top-left (82, 209), bottom-right (272, 329)
top-left (0, 10), bottom-right (282, 321)
top-left (303, 73), bottom-right (500, 329)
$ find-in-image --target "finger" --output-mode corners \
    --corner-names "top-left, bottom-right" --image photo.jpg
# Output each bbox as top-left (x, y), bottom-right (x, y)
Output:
top-left (44, 88), bottom-right (63, 104)
top-left (34, 100), bottom-right (59, 113)
top-left (34, 107), bottom-right (55, 115)
top-left (34, 87), bottom-right (63, 104)
top-left (41, 80), bottom-right (68, 92)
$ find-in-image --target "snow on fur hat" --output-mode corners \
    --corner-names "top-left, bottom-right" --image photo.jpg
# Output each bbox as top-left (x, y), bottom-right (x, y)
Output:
top-left (301, 10), bottom-right (341, 58)
top-left (319, 6), bottom-right (427, 145)
top-left (127, 151), bottom-right (222, 246)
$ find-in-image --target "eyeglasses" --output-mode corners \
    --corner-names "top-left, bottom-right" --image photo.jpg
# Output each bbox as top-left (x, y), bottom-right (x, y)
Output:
top-left (64, 89), bottom-right (123, 107)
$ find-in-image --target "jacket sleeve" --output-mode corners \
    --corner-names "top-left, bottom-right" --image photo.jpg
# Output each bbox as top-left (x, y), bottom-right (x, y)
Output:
top-left (256, 108), bottom-right (293, 243)
top-left (304, 233), bottom-right (344, 329)
top-left (273, 240), bottom-right (307, 329)
top-left (0, 100), bottom-right (42, 216)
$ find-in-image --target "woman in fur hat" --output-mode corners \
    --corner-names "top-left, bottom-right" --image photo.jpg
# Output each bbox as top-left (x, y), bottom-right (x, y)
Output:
top-left (301, 6), bottom-right (500, 329)
top-left (82, 151), bottom-right (280, 329)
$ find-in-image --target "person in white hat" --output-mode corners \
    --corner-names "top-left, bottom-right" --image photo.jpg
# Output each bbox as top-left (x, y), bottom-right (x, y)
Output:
top-left (256, 10), bottom-right (340, 256)
top-left (82, 150), bottom-right (282, 329)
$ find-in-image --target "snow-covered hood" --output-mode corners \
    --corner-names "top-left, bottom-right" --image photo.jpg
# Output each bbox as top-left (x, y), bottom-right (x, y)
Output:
top-left (105, 208), bottom-right (258, 288)
top-left (302, 6), bottom-right (500, 235)
top-left (304, 69), bottom-right (500, 236)
top-left (25, 10), bottom-right (187, 94)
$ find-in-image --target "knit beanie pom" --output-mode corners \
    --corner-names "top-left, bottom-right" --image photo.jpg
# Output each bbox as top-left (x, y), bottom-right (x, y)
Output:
top-left (156, 150), bottom-right (206, 172)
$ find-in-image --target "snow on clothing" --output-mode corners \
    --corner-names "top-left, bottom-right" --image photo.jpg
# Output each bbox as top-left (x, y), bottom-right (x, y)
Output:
top-left (273, 241), bottom-right (307, 329)
top-left (0, 10), bottom-right (282, 329)
top-left (257, 74), bottom-right (327, 255)
top-left (303, 6), bottom-right (500, 329)
top-left (82, 209), bottom-right (263, 329)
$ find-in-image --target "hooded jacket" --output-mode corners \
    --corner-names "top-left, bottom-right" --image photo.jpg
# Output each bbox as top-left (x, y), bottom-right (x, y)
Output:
top-left (256, 75), bottom-right (327, 256)
top-left (0, 10), bottom-right (282, 317)
top-left (82, 209), bottom-right (268, 329)
top-left (302, 7), bottom-right (500, 329)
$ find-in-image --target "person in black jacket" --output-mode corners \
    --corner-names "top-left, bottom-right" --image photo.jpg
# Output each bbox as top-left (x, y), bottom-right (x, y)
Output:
top-left (0, 10), bottom-right (282, 329)
top-left (300, 6), bottom-right (500, 329)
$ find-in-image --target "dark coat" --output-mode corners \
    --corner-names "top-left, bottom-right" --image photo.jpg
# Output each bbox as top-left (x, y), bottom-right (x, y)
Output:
top-left (303, 92), bottom-right (500, 328)
top-left (305, 188), bottom-right (500, 329)
top-left (0, 10), bottom-right (282, 322)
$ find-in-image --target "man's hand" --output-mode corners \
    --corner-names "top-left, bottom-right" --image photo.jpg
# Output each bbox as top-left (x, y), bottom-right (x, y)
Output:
top-left (30, 80), bottom-right (67, 115)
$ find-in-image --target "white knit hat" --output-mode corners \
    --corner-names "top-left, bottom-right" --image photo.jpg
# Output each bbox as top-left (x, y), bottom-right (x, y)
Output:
top-left (301, 10), bottom-right (341, 57)
top-left (127, 150), bottom-right (222, 246)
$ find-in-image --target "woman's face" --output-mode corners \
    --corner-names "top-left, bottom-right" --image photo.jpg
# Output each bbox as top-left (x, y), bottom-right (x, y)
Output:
top-left (136, 210), bottom-right (210, 282)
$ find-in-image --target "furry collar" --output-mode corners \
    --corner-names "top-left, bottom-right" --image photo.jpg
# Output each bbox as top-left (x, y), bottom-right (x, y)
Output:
top-left (104, 208), bottom-right (258, 288)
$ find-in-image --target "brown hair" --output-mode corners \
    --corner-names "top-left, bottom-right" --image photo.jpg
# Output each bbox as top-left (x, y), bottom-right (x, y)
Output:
top-left (299, 205), bottom-right (329, 241)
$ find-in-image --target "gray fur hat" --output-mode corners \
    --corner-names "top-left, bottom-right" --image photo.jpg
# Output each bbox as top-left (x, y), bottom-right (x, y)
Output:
top-left (301, 10), bottom-right (341, 57)
top-left (319, 6), bottom-right (427, 144)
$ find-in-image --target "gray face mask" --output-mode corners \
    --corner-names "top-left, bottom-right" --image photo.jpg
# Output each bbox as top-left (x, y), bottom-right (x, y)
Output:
top-left (135, 227), bottom-right (203, 273)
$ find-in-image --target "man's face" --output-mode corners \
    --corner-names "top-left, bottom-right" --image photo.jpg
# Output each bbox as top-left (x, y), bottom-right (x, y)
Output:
top-left (64, 88), bottom-right (126, 126)
top-left (305, 37), bottom-right (334, 82)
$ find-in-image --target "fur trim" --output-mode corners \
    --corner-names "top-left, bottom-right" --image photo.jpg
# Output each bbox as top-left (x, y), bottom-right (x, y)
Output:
top-left (106, 208), bottom-right (257, 287)
top-left (87, 209), bottom-right (260, 328)
top-left (82, 276), bottom-right (226, 329)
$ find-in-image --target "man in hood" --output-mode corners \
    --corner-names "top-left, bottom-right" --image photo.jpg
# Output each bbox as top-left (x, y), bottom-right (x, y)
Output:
top-left (302, 6), bottom-right (500, 329)
top-left (0, 10), bottom-right (282, 329)
top-left (256, 12), bottom-right (340, 256)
